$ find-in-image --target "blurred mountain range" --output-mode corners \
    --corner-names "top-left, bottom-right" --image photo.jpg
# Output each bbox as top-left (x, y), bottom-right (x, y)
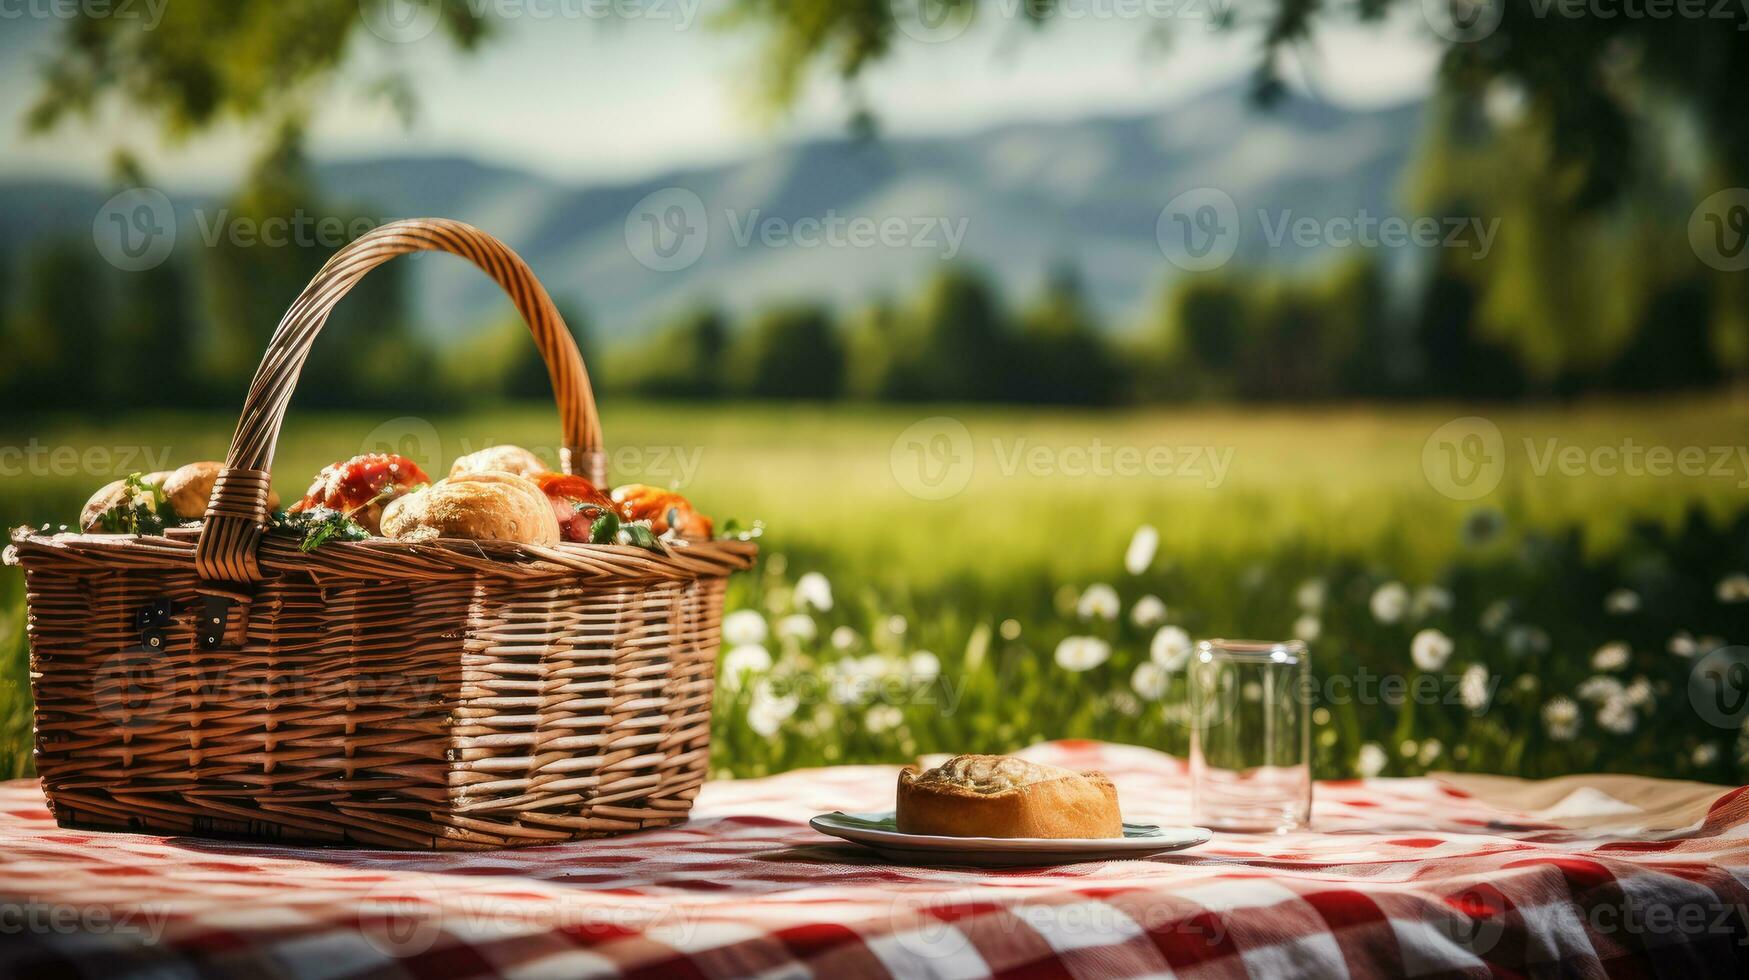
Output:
top-left (0, 85), bottom-right (1422, 342)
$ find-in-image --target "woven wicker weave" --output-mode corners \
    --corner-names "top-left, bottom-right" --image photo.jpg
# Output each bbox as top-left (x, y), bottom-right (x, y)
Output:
top-left (7, 218), bottom-right (754, 849)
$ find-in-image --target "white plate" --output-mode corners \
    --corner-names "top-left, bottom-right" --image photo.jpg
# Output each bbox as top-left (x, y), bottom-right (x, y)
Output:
top-left (809, 810), bottom-right (1211, 867)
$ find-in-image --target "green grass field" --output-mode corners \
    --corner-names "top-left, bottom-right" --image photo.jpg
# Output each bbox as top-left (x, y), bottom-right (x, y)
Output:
top-left (3, 394), bottom-right (1747, 782)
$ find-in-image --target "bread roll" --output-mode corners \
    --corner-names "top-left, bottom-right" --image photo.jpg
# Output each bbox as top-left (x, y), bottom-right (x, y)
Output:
top-left (380, 471), bottom-right (560, 546)
top-left (451, 445), bottom-right (549, 480)
top-left (160, 461), bottom-right (279, 520)
top-left (80, 471), bottom-right (169, 532)
top-left (896, 755), bottom-right (1122, 839)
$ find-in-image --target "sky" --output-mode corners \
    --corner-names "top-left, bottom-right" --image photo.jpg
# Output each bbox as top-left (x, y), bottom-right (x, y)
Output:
top-left (0, 3), bottom-right (1442, 191)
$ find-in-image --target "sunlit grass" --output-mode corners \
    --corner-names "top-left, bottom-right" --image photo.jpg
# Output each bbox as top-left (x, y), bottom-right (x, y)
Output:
top-left (2, 393), bottom-right (1746, 780)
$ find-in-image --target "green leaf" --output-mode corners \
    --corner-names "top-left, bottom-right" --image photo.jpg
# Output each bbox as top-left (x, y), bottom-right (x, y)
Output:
top-left (589, 510), bottom-right (621, 544)
top-left (91, 472), bottom-right (170, 535)
top-left (618, 521), bottom-right (668, 555)
top-left (271, 506), bottom-right (369, 553)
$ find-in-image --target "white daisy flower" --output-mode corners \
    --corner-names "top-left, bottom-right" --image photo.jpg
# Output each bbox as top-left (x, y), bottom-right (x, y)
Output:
top-left (1125, 525), bottom-right (1159, 575)
top-left (1717, 573), bottom-right (1749, 604)
top-left (1371, 582), bottom-right (1410, 624)
top-left (1054, 636), bottom-right (1111, 672)
top-left (1480, 600), bottom-right (1512, 634)
top-left (1604, 589), bottom-right (1640, 615)
top-left (1150, 626), bottom-right (1194, 671)
top-left (1293, 615), bottom-right (1321, 644)
top-left (1131, 661), bottom-right (1168, 700)
top-left (1669, 631), bottom-right (1698, 658)
top-left (1418, 739), bottom-right (1443, 766)
top-left (1077, 584), bottom-right (1121, 621)
top-left (886, 615), bottom-right (909, 636)
top-left (1109, 691), bottom-right (1142, 717)
top-left (746, 681), bottom-right (798, 737)
top-left (1460, 664), bottom-right (1491, 712)
top-left (723, 610), bottom-right (768, 647)
top-left (865, 704), bottom-right (903, 734)
top-left (1357, 743), bottom-right (1388, 777)
top-left (1297, 579), bottom-right (1326, 612)
top-left (1693, 744), bottom-right (1720, 767)
top-left (720, 644), bottom-right (771, 687)
top-left (1623, 676), bottom-right (1652, 708)
top-left (1577, 676), bottom-right (1625, 703)
top-left (1131, 595), bottom-right (1168, 628)
top-left (1591, 642), bottom-right (1630, 673)
top-left (1542, 697), bottom-right (1580, 741)
top-left (1412, 585), bottom-right (1453, 619)
top-left (831, 626), bottom-right (860, 651)
top-left (1411, 628), bottom-right (1455, 672)
top-left (775, 614), bottom-right (817, 644)
top-left (1596, 696), bottom-right (1636, 735)
top-left (908, 650), bottom-right (941, 682)
top-left (794, 572), bottom-right (834, 612)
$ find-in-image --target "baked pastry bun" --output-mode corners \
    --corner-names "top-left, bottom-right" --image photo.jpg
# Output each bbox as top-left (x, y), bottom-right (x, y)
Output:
top-left (160, 461), bottom-right (279, 520)
top-left (611, 484), bottom-right (713, 539)
top-left (896, 755), bottom-right (1122, 839)
top-left (290, 453), bottom-right (430, 534)
top-left (380, 471), bottom-right (560, 546)
top-left (451, 445), bottom-right (548, 480)
top-left (80, 471), bottom-right (170, 532)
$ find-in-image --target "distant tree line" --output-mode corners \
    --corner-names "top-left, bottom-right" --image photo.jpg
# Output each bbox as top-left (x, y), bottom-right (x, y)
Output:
top-left (0, 233), bottom-right (1740, 414)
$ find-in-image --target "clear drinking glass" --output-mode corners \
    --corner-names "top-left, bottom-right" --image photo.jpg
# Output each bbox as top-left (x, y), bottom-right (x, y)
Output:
top-left (1188, 639), bottom-right (1312, 832)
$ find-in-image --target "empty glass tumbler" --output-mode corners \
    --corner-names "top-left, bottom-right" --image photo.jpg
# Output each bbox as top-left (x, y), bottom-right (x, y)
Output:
top-left (1188, 639), bottom-right (1312, 832)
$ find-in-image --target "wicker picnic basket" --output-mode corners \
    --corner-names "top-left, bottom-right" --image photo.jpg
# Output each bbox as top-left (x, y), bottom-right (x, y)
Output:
top-left (6, 218), bottom-right (755, 849)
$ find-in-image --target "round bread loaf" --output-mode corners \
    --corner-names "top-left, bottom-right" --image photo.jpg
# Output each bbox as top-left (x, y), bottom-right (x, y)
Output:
top-left (380, 470), bottom-right (560, 546)
top-left (161, 461), bottom-right (279, 520)
top-left (80, 471), bottom-right (171, 532)
top-left (450, 445), bottom-right (549, 480)
top-left (896, 754), bottom-right (1122, 839)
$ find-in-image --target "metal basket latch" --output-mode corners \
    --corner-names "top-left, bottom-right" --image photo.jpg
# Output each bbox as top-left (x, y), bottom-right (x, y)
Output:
top-left (134, 599), bottom-right (173, 653)
top-left (196, 595), bottom-right (234, 650)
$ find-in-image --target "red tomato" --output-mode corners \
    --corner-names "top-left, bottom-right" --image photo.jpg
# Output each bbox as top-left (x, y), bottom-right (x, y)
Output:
top-left (290, 453), bottom-right (430, 533)
top-left (537, 473), bottom-right (612, 543)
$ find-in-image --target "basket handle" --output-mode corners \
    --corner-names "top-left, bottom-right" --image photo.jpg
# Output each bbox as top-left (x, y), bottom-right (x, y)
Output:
top-left (194, 218), bottom-right (604, 586)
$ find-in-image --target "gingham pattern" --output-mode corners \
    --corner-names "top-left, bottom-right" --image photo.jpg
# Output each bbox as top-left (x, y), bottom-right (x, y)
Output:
top-left (1, 741), bottom-right (1745, 978)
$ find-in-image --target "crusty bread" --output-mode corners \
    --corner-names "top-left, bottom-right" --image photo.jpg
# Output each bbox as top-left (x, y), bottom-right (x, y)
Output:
top-left (380, 471), bottom-right (560, 546)
top-left (450, 445), bottom-right (549, 480)
top-left (896, 754), bottom-right (1123, 839)
top-left (80, 472), bottom-right (170, 532)
top-left (160, 461), bottom-right (278, 520)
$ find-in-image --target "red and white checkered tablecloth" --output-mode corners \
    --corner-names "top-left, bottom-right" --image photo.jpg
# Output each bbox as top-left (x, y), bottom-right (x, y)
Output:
top-left (1, 741), bottom-right (1747, 979)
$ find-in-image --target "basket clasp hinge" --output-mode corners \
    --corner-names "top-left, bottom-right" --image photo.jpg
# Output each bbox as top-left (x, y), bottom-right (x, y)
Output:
top-left (196, 595), bottom-right (233, 650)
